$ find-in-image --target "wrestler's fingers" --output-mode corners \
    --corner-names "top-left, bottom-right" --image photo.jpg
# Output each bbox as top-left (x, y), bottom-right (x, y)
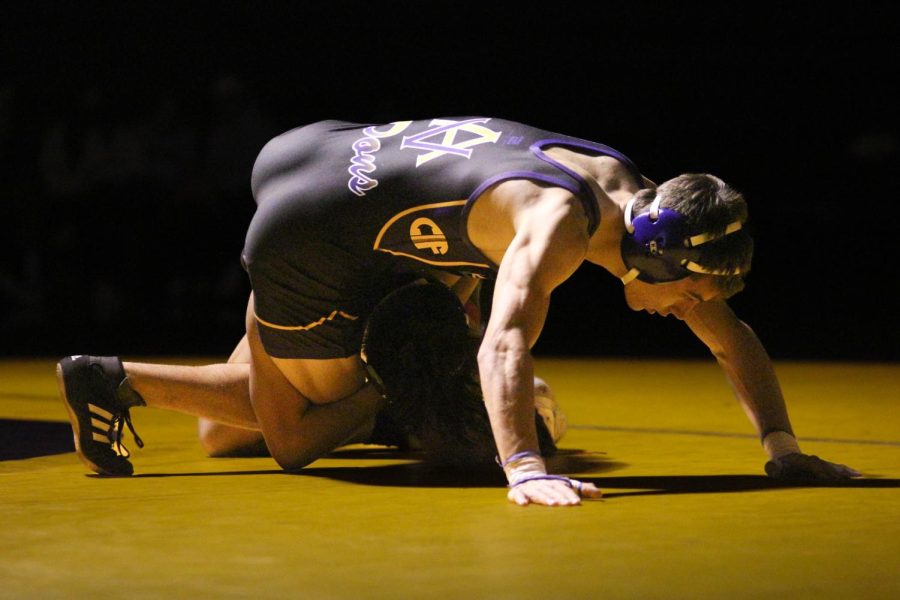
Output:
top-left (766, 453), bottom-right (862, 482)
top-left (507, 486), bottom-right (531, 506)
top-left (507, 478), bottom-right (597, 506)
top-left (830, 462), bottom-right (861, 478)
top-left (532, 480), bottom-right (579, 505)
top-left (573, 479), bottom-right (603, 499)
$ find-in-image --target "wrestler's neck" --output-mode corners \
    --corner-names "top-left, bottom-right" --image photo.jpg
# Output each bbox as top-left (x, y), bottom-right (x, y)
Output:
top-left (584, 200), bottom-right (630, 280)
top-left (542, 147), bottom-right (635, 279)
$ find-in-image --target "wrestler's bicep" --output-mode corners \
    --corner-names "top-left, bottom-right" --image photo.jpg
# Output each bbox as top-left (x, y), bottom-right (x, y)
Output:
top-left (487, 191), bottom-right (589, 346)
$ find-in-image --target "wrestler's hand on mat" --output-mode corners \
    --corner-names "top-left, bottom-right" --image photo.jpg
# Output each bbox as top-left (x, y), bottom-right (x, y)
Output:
top-left (507, 476), bottom-right (602, 506)
top-left (765, 453), bottom-right (861, 482)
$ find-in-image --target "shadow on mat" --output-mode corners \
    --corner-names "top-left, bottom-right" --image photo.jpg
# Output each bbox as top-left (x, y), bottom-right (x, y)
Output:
top-left (295, 449), bottom-right (626, 488)
top-left (297, 462), bottom-right (900, 492)
top-left (125, 466), bottom-right (507, 486)
top-left (103, 448), bottom-right (900, 494)
top-left (125, 470), bottom-right (285, 479)
top-left (326, 447), bottom-right (619, 469)
top-left (0, 419), bottom-right (74, 460)
top-left (125, 449), bottom-right (625, 488)
top-left (588, 474), bottom-right (900, 498)
top-left (129, 467), bottom-right (900, 495)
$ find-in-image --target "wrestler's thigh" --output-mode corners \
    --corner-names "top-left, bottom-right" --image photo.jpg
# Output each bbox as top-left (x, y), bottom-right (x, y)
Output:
top-left (228, 333), bottom-right (251, 364)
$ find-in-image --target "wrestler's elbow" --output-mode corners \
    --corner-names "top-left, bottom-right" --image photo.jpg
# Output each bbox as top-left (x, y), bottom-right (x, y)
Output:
top-left (269, 441), bottom-right (319, 473)
top-left (273, 452), bottom-right (316, 473)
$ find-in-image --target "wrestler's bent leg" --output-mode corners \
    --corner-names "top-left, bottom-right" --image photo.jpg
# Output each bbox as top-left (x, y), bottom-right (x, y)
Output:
top-left (197, 331), bottom-right (269, 457)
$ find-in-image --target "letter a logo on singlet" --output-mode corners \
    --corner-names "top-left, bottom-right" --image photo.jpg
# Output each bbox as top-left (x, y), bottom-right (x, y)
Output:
top-left (409, 218), bottom-right (449, 255)
top-left (401, 118), bottom-right (502, 167)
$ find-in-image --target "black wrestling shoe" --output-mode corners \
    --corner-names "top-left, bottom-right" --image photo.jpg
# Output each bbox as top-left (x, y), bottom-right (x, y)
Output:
top-left (56, 355), bottom-right (146, 476)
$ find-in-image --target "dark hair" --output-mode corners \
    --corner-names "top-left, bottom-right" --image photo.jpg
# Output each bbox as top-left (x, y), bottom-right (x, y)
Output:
top-left (634, 173), bottom-right (753, 296)
top-left (362, 280), bottom-right (556, 466)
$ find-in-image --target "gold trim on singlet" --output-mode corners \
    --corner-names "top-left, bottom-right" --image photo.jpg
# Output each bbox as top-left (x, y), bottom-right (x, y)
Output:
top-left (255, 310), bottom-right (359, 331)
top-left (372, 200), bottom-right (491, 269)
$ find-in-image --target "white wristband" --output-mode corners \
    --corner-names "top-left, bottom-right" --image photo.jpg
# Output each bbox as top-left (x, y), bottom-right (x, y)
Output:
top-left (504, 455), bottom-right (547, 486)
top-left (762, 431), bottom-right (801, 459)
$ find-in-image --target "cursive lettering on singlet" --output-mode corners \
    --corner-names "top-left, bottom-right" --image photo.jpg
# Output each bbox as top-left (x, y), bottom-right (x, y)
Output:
top-left (347, 121), bottom-right (412, 197)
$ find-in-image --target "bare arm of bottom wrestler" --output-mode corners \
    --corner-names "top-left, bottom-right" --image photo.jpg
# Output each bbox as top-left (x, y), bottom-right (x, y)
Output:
top-left (245, 305), bottom-right (384, 471)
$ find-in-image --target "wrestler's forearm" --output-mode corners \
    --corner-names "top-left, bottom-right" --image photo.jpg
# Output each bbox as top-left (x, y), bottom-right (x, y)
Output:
top-left (478, 332), bottom-right (541, 462)
top-left (259, 383), bottom-right (383, 471)
top-left (716, 322), bottom-right (794, 438)
top-left (686, 302), bottom-right (794, 439)
top-left (246, 306), bottom-right (384, 470)
top-left (285, 386), bottom-right (384, 469)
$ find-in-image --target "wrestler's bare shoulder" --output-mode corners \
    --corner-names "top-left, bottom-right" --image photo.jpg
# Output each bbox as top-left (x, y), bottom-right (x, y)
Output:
top-left (467, 178), bottom-right (583, 264)
top-left (543, 146), bottom-right (641, 193)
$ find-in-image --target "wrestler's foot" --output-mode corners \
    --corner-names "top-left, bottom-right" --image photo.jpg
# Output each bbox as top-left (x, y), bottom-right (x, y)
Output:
top-left (534, 377), bottom-right (568, 444)
top-left (57, 355), bottom-right (146, 476)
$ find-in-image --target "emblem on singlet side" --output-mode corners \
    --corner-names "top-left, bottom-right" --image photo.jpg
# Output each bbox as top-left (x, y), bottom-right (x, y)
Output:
top-left (409, 218), bottom-right (448, 255)
top-left (373, 201), bottom-right (490, 270)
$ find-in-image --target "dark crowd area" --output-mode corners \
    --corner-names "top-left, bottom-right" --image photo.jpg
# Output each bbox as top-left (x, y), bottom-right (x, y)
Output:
top-left (2, 72), bottom-right (274, 355)
top-left (2, 4), bottom-right (898, 361)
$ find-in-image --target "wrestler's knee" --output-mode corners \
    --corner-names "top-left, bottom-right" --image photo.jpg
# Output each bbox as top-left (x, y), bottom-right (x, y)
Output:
top-left (198, 419), bottom-right (230, 457)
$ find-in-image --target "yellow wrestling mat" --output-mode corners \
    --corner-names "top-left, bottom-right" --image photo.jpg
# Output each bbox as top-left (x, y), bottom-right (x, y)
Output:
top-left (2, 358), bottom-right (899, 599)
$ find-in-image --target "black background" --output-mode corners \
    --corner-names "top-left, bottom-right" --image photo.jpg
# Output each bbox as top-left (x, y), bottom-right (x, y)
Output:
top-left (2, 3), bottom-right (898, 360)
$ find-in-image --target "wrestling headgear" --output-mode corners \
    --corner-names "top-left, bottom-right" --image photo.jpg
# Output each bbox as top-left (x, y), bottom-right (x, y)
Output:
top-left (620, 194), bottom-right (745, 285)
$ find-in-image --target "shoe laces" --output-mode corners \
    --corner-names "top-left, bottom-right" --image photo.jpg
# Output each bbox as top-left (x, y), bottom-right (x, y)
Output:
top-left (108, 408), bottom-right (144, 458)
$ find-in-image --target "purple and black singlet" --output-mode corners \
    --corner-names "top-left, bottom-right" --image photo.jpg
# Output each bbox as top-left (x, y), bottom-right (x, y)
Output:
top-left (242, 117), bottom-right (642, 358)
